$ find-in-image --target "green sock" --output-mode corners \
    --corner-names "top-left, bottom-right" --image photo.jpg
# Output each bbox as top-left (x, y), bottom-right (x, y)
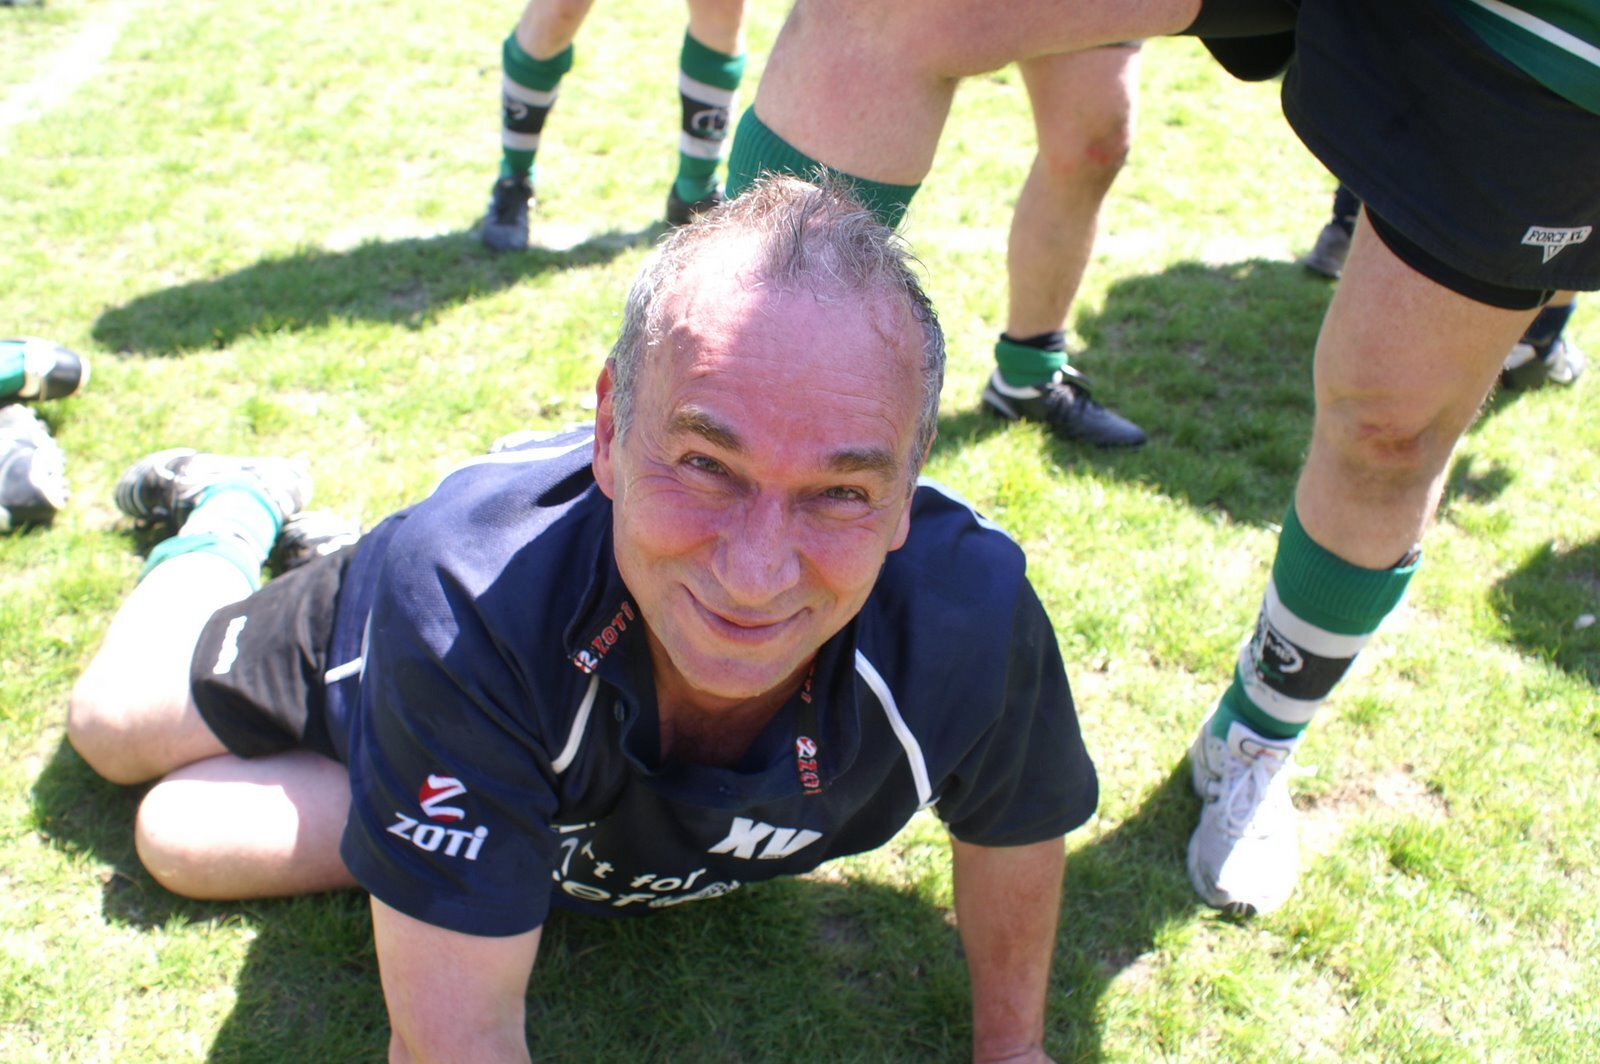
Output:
top-left (724, 108), bottom-right (920, 228)
top-left (0, 340), bottom-right (24, 400)
top-left (674, 33), bottom-right (746, 204)
top-left (140, 480), bottom-right (283, 589)
top-left (500, 36), bottom-right (573, 182)
top-left (994, 332), bottom-right (1067, 388)
top-left (1214, 503), bottom-right (1418, 740)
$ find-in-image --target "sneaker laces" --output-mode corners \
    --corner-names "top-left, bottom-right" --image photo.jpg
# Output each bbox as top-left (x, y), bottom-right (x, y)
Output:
top-left (1210, 746), bottom-right (1302, 840)
top-left (1041, 370), bottom-right (1107, 419)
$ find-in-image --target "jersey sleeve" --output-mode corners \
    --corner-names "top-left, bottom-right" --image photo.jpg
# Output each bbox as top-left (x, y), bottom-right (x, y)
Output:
top-left (934, 582), bottom-right (1098, 847)
top-left (339, 540), bottom-right (566, 938)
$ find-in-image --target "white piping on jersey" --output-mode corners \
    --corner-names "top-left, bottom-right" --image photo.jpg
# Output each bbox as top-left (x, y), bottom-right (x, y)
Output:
top-left (855, 650), bottom-right (934, 808)
top-left (428, 433), bottom-right (595, 496)
top-left (551, 673), bottom-right (601, 774)
top-left (324, 610), bottom-right (373, 685)
top-left (324, 657), bottom-right (363, 683)
top-left (1459, 0), bottom-right (1600, 67)
top-left (547, 653), bottom-right (935, 810)
top-left (915, 475), bottom-right (1014, 541)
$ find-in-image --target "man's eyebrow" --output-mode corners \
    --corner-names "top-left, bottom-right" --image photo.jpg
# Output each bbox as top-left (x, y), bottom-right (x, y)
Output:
top-left (669, 408), bottom-right (744, 453)
top-left (669, 408), bottom-right (900, 479)
top-left (827, 447), bottom-right (899, 478)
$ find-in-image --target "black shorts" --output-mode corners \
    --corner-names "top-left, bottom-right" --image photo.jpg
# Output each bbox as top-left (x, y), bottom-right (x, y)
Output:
top-left (1283, 0), bottom-right (1600, 305)
top-left (190, 547), bottom-right (355, 763)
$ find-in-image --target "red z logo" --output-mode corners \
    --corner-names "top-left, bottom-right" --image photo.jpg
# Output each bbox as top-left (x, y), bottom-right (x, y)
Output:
top-left (418, 774), bottom-right (467, 822)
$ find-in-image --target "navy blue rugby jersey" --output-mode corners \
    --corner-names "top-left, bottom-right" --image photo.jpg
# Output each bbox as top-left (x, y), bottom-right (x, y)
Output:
top-left (333, 427), bottom-right (1096, 938)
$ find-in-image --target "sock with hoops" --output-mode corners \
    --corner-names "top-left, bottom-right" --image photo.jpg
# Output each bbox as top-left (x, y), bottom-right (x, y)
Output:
top-left (500, 36), bottom-right (573, 183)
top-left (141, 480), bottom-right (284, 589)
top-left (1212, 502), bottom-right (1417, 741)
top-left (673, 32), bottom-right (746, 205)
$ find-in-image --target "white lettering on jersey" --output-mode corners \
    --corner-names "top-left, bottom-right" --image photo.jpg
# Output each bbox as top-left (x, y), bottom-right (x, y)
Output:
top-left (707, 816), bottom-right (823, 860)
top-left (386, 812), bottom-right (488, 860)
top-left (211, 615), bottom-right (248, 675)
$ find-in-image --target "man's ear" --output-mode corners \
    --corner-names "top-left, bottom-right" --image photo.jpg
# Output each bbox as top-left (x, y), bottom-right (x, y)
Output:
top-left (593, 361), bottom-right (618, 500)
top-left (890, 489), bottom-right (914, 552)
top-left (889, 432), bottom-right (934, 553)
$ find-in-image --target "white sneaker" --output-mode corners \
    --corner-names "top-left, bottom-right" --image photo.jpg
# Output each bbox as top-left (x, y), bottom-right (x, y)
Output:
top-left (1187, 716), bottom-right (1302, 916)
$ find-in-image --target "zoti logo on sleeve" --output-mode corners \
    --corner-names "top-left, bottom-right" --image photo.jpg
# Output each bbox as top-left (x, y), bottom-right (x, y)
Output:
top-left (388, 773), bottom-right (488, 861)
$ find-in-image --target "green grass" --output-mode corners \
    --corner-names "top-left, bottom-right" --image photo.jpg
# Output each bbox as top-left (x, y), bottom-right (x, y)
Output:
top-left (4, 3), bottom-right (1599, 1061)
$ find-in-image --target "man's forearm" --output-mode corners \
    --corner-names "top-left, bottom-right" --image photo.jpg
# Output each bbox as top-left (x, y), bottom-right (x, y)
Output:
top-left (950, 835), bottom-right (1066, 1063)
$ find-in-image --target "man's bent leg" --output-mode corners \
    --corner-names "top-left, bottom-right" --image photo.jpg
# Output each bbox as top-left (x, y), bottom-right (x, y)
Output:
top-left (136, 749), bottom-right (355, 899)
top-left (70, 449), bottom-right (308, 784)
top-left (69, 553), bottom-right (247, 784)
top-left (983, 46), bottom-right (1148, 448)
top-left (1189, 218), bottom-right (1538, 915)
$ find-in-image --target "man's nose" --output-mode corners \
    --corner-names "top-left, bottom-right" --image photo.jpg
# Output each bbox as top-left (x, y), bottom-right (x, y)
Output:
top-left (714, 493), bottom-right (802, 605)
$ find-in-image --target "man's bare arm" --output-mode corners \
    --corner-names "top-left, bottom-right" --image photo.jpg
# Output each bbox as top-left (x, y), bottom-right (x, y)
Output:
top-left (371, 898), bottom-right (543, 1064)
top-left (950, 835), bottom-right (1066, 1064)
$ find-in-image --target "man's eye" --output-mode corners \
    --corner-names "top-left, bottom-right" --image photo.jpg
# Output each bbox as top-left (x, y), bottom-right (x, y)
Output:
top-left (823, 486), bottom-right (868, 504)
top-left (684, 455), bottom-right (725, 475)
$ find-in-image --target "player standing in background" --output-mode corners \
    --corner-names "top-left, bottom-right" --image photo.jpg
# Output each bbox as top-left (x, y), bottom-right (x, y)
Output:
top-left (480, 0), bottom-right (748, 250)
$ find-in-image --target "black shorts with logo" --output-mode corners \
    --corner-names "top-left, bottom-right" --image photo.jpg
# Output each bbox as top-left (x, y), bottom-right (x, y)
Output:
top-left (189, 547), bottom-right (354, 763)
top-left (1282, 0), bottom-right (1600, 305)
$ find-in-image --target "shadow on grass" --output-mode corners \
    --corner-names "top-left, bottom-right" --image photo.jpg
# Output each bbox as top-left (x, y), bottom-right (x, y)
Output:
top-left (91, 226), bottom-right (659, 356)
top-left (33, 734), bottom-right (1203, 1061)
top-left (1488, 537), bottom-right (1600, 688)
top-left (933, 259), bottom-right (1334, 528)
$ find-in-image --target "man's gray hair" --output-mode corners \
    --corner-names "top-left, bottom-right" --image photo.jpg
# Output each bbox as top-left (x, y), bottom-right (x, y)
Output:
top-left (607, 173), bottom-right (945, 482)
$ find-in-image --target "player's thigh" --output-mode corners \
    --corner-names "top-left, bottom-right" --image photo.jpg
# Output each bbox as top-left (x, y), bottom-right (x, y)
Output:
top-left (1314, 218), bottom-right (1534, 446)
top-left (136, 750), bottom-right (354, 896)
top-left (791, 0), bottom-right (1194, 78)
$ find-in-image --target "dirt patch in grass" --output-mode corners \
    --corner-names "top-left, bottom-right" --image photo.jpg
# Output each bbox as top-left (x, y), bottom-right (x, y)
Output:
top-left (1296, 766), bottom-right (1448, 856)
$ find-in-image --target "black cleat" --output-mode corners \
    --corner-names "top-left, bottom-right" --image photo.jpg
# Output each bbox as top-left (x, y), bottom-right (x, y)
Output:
top-left (481, 176), bottom-right (534, 251)
top-left (666, 184), bottom-right (724, 228)
top-left (981, 367), bottom-right (1147, 449)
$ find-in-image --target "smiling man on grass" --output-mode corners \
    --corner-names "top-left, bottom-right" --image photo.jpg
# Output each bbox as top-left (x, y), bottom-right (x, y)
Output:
top-left (70, 176), bottom-right (1097, 1064)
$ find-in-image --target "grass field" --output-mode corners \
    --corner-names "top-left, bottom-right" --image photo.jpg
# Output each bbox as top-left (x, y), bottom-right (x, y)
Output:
top-left (3, 1), bottom-right (1598, 1061)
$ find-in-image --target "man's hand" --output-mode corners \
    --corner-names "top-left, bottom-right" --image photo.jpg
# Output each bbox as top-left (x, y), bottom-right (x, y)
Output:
top-left (371, 897), bottom-right (542, 1064)
top-left (949, 835), bottom-right (1066, 1064)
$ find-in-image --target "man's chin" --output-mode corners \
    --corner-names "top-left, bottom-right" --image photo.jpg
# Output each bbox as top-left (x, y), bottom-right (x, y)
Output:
top-left (670, 651), bottom-right (810, 706)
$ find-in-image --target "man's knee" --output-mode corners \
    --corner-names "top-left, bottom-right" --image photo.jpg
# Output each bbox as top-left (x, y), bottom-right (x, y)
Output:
top-left (68, 670), bottom-right (143, 785)
top-left (517, 0), bottom-right (595, 50)
top-left (1314, 395), bottom-right (1467, 492)
top-left (1035, 123), bottom-right (1133, 193)
top-left (134, 782), bottom-right (211, 897)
